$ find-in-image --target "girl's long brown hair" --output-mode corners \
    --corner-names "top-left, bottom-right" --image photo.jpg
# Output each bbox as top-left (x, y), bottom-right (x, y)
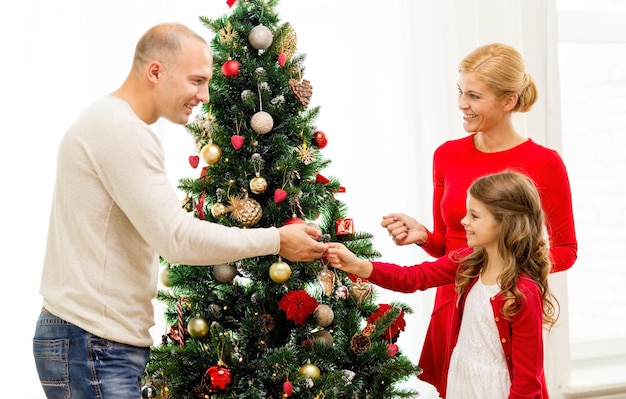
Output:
top-left (455, 171), bottom-right (559, 328)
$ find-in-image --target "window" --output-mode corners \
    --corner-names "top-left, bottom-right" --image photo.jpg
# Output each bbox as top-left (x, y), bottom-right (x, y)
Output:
top-left (557, 0), bottom-right (626, 394)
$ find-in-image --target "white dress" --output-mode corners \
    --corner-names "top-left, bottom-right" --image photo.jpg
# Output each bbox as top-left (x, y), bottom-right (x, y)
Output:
top-left (446, 277), bottom-right (511, 399)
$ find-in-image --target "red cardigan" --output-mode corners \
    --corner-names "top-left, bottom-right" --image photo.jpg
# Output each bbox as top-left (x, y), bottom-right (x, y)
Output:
top-left (369, 256), bottom-right (549, 399)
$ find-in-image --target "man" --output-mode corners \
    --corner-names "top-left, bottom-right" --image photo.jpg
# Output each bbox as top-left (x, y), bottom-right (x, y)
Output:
top-left (33, 23), bottom-right (328, 399)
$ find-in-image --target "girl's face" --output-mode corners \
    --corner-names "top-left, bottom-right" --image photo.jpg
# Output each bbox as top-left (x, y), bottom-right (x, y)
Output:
top-left (457, 71), bottom-right (512, 134)
top-left (461, 194), bottom-right (501, 251)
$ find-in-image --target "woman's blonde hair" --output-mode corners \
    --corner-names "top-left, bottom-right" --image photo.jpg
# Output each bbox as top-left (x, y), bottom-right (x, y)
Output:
top-left (459, 42), bottom-right (538, 113)
top-left (455, 171), bottom-right (558, 328)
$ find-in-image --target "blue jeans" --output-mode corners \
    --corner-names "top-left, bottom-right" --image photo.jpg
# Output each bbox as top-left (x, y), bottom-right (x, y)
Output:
top-left (33, 308), bottom-right (150, 399)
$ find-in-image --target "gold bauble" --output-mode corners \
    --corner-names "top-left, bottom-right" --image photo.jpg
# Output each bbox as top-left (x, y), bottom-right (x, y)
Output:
top-left (211, 202), bottom-right (228, 218)
top-left (269, 259), bottom-right (291, 283)
top-left (299, 360), bottom-right (320, 379)
top-left (248, 24), bottom-right (273, 50)
top-left (200, 143), bottom-right (222, 165)
top-left (250, 111), bottom-right (274, 134)
top-left (187, 315), bottom-right (209, 339)
top-left (313, 304), bottom-right (334, 327)
top-left (249, 176), bottom-right (268, 194)
top-left (159, 267), bottom-right (172, 287)
top-left (229, 196), bottom-right (262, 227)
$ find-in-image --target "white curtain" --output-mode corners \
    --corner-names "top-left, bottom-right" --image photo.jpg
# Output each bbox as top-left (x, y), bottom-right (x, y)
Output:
top-left (0, 1), bottom-right (562, 397)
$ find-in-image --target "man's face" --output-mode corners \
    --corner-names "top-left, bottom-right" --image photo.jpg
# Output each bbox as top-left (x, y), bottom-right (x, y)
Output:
top-left (158, 37), bottom-right (213, 125)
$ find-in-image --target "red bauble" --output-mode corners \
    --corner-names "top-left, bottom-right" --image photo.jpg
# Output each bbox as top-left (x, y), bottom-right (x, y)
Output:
top-left (202, 363), bottom-right (232, 393)
top-left (188, 155), bottom-right (199, 168)
top-left (314, 130), bottom-right (328, 149)
top-left (221, 59), bottom-right (240, 77)
top-left (231, 135), bottom-right (245, 150)
top-left (283, 215), bottom-right (305, 225)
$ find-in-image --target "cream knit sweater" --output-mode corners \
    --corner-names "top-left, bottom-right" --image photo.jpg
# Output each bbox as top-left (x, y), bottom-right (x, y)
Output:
top-left (40, 95), bottom-right (279, 347)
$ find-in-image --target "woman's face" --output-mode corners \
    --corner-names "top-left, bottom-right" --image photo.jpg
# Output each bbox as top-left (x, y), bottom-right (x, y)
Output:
top-left (457, 71), bottom-right (511, 134)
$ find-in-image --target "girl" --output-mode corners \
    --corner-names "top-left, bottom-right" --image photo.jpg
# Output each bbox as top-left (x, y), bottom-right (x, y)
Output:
top-left (327, 171), bottom-right (558, 399)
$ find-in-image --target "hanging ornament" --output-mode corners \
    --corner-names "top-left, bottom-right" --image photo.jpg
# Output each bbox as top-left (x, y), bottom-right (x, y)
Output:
top-left (317, 267), bottom-right (335, 296)
top-left (249, 153), bottom-right (268, 194)
top-left (283, 380), bottom-right (293, 397)
top-left (387, 343), bottom-right (399, 358)
top-left (295, 131), bottom-right (316, 165)
top-left (299, 360), bottom-right (321, 380)
top-left (269, 257), bottom-right (291, 283)
top-left (211, 188), bottom-right (229, 218)
top-left (251, 81), bottom-right (274, 134)
top-left (313, 304), bottom-right (334, 327)
top-left (231, 135), bottom-right (245, 150)
top-left (187, 315), bottom-right (209, 339)
top-left (159, 266), bottom-right (172, 287)
top-left (251, 111), bottom-right (273, 134)
top-left (334, 283), bottom-right (349, 300)
top-left (230, 115), bottom-right (245, 150)
top-left (221, 59), bottom-right (240, 77)
top-left (350, 332), bottom-right (372, 354)
top-left (335, 218), bottom-right (354, 236)
top-left (275, 23), bottom-right (297, 60)
top-left (219, 22), bottom-right (237, 44)
top-left (278, 52), bottom-right (287, 67)
top-left (289, 71), bottom-right (313, 106)
top-left (211, 202), bottom-right (228, 218)
top-left (213, 263), bottom-right (238, 283)
top-left (312, 329), bottom-right (333, 346)
top-left (248, 24), bottom-right (273, 50)
top-left (283, 214), bottom-right (305, 225)
top-left (274, 188), bottom-right (288, 203)
top-left (141, 384), bottom-right (158, 399)
top-left (314, 130), bottom-right (328, 149)
top-left (182, 193), bottom-right (194, 212)
top-left (259, 313), bottom-right (276, 334)
top-left (201, 141), bottom-right (222, 165)
top-left (350, 278), bottom-right (373, 307)
top-left (202, 360), bottom-right (233, 393)
top-left (228, 192), bottom-right (262, 227)
top-left (188, 155), bottom-right (200, 168)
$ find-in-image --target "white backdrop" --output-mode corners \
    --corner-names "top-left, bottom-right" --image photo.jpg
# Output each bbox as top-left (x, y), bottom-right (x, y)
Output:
top-left (0, 1), bottom-right (556, 397)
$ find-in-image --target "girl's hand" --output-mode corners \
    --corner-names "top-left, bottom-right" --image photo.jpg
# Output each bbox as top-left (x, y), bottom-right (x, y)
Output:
top-left (326, 243), bottom-right (373, 279)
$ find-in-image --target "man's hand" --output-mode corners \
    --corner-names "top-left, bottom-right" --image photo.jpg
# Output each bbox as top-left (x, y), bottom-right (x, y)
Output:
top-left (277, 223), bottom-right (329, 262)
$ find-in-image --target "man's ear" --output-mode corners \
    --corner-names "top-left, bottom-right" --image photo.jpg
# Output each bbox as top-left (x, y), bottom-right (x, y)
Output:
top-left (147, 61), bottom-right (163, 82)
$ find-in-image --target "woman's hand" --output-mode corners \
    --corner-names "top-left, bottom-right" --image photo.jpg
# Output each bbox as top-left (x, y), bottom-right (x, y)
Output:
top-left (381, 213), bottom-right (428, 246)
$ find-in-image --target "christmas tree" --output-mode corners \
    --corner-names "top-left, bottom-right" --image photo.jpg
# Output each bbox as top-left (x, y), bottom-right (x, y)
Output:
top-left (144, 1), bottom-right (421, 398)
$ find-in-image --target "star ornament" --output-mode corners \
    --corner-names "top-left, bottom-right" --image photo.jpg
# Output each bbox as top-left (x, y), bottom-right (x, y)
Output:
top-left (294, 144), bottom-right (316, 165)
top-left (219, 22), bottom-right (237, 44)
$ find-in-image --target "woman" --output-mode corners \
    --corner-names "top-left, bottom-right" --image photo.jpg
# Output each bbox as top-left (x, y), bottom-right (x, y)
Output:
top-left (380, 42), bottom-right (577, 396)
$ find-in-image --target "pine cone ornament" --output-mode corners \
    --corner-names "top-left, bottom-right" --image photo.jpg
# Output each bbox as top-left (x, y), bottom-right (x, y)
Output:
top-left (228, 195), bottom-right (262, 227)
top-left (289, 78), bottom-right (313, 106)
top-left (350, 332), bottom-right (371, 354)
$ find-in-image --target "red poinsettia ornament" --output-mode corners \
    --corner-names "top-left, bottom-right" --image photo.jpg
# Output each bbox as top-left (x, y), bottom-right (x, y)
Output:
top-left (278, 290), bottom-right (319, 325)
top-left (366, 304), bottom-right (406, 342)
